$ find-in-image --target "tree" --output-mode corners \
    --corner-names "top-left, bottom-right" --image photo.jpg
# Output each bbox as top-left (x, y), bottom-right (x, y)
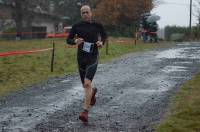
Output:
top-left (50, 0), bottom-right (83, 24)
top-left (90, 0), bottom-right (158, 36)
top-left (193, 0), bottom-right (200, 25)
top-left (50, 0), bottom-right (159, 27)
top-left (93, 0), bottom-right (155, 26)
top-left (165, 26), bottom-right (189, 41)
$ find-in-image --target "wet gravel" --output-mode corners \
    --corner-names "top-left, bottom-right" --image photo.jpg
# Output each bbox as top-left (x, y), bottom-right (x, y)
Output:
top-left (1, 42), bottom-right (200, 132)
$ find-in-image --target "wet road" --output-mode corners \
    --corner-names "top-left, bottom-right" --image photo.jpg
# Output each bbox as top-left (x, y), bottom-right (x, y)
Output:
top-left (1, 42), bottom-right (200, 132)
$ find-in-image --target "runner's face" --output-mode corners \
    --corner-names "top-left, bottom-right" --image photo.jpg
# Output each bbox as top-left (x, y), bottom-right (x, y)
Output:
top-left (81, 8), bottom-right (92, 22)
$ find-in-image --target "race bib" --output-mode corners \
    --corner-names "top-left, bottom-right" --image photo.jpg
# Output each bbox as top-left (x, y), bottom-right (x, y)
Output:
top-left (82, 42), bottom-right (94, 53)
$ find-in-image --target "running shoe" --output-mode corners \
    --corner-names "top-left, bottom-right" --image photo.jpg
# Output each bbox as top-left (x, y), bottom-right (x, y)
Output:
top-left (79, 111), bottom-right (88, 122)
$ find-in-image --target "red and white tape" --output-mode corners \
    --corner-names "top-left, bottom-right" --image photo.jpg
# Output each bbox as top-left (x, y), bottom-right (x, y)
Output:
top-left (0, 48), bottom-right (53, 57)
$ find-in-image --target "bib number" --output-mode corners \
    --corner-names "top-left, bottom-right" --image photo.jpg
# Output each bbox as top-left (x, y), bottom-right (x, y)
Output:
top-left (82, 42), bottom-right (94, 53)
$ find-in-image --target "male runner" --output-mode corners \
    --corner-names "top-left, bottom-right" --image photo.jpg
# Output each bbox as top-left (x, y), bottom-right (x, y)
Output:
top-left (67, 5), bottom-right (107, 122)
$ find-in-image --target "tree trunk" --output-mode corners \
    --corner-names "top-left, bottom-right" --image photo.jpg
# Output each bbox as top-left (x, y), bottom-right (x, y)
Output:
top-left (15, 0), bottom-right (23, 38)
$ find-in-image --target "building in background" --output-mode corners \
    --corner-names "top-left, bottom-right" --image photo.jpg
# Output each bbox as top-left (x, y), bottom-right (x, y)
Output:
top-left (0, 1), bottom-right (67, 39)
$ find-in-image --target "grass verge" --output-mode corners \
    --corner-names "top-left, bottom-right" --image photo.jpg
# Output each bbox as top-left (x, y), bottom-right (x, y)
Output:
top-left (156, 73), bottom-right (200, 132)
top-left (0, 38), bottom-right (167, 96)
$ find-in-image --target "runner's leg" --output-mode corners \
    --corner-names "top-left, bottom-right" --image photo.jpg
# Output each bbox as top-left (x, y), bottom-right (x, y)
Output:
top-left (83, 58), bottom-right (98, 109)
top-left (83, 78), bottom-right (93, 110)
top-left (78, 58), bottom-right (89, 110)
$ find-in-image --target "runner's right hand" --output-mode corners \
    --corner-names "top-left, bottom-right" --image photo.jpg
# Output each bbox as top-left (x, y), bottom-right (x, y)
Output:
top-left (75, 38), bottom-right (84, 45)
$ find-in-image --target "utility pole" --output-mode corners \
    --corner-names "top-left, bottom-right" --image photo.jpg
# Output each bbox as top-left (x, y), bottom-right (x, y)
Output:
top-left (144, 0), bottom-right (147, 13)
top-left (189, 0), bottom-right (192, 34)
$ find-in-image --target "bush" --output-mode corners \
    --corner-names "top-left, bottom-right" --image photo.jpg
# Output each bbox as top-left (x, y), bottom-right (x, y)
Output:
top-left (170, 33), bottom-right (185, 42)
top-left (105, 25), bottom-right (136, 38)
top-left (1, 27), bottom-right (16, 40)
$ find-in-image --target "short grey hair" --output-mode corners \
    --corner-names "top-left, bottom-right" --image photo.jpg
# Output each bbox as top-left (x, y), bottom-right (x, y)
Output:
top-left (80, 5), bottom-right (91, 11)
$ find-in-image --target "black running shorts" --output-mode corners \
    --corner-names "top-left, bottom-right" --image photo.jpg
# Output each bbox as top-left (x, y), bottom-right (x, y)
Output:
top-left (77, 55), bottom-right (98, 84)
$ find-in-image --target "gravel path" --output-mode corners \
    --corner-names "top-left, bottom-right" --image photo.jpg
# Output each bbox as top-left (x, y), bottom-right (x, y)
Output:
top-left (1, 42), bottom-right (200, 132)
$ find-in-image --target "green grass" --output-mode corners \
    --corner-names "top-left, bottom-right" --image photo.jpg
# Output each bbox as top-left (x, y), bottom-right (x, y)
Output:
top-left (0, 38), bottom-right (165, 96)
top-left (156, 73), bottom-right (200, 132)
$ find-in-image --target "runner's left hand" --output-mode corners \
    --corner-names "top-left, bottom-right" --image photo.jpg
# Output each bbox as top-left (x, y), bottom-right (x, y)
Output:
top-left (96, 41), bottom-right (103, 48)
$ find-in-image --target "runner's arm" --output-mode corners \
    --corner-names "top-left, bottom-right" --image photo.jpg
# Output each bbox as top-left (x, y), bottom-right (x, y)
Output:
top-left (66, 25), bottom-right (77, 45)
top-left (99, 24), bottom-right (107, 45)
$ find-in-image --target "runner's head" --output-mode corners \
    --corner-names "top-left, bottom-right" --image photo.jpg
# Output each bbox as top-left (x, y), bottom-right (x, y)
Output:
top-left (80, 5), bottom-right (92, 22)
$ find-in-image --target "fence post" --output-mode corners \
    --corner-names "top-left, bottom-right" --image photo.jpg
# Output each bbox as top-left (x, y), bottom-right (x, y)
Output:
top-left (106, 39), bottom-right (109, 55)
top-left (51, 41), bottom-right (55, 72)
top-left (134, 28), bottom-right (137, 46)
top-left (134, 38), bottom-right (137, 46)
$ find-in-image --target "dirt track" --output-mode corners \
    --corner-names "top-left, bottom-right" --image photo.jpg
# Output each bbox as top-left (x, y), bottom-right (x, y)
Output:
top-left (1, 42), bottom-right (200, 132)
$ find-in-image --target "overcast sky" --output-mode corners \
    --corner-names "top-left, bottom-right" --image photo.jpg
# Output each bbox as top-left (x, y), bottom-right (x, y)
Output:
top-left (151, 0), bottom-right (198, 28)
